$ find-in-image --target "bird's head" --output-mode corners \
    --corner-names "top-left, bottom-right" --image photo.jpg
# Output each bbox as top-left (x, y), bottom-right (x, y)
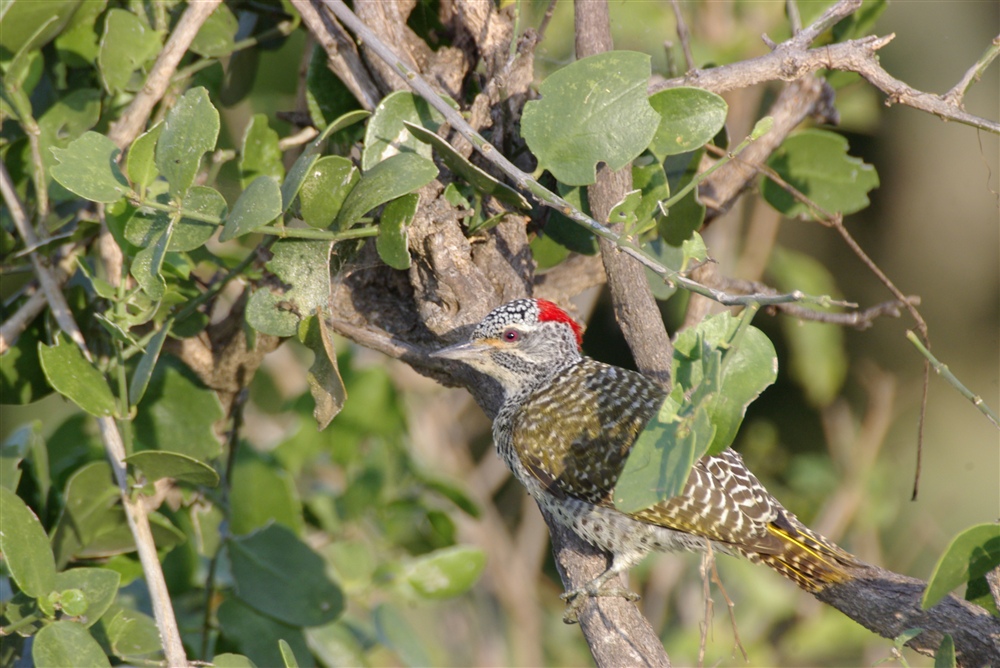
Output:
top-left (431, 298), bottom-right (584, 396)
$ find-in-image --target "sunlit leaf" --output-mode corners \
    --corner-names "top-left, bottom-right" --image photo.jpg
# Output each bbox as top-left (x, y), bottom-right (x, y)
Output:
top-left (521, 51), bottom-right (660, 186)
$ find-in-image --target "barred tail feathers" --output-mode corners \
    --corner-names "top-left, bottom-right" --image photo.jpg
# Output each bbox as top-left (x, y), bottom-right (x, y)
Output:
top-left (753, 521), bottom-right (859, 592)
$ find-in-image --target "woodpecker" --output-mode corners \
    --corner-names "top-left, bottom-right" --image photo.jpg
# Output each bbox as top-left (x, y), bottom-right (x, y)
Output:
top-left (433, 298), bottom-right (859, 620)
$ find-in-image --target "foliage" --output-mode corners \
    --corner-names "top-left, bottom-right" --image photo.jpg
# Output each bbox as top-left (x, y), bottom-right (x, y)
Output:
top-left (1, 0), bottom-right (995, 666)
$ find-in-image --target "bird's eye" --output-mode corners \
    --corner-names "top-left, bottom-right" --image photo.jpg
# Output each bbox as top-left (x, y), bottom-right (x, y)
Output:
top-left (502, 328), bottom-right (520, 342)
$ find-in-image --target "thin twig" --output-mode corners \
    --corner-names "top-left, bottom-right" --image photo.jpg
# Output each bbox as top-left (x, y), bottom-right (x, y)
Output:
top-left (669, 0), bottom-right (695, 72)
top-left (943, 35), bottom-right (1000, 106)
top-left (906, 331), bottom-right (1000, 429)
top-left (0, 251), bottom-right (78, 353)
top-left (535, 0), bottom-right (559, 46)
top-left (0, 161), bottom-right (189, 668)
top-left (786, 0), bottom-right (803, 34)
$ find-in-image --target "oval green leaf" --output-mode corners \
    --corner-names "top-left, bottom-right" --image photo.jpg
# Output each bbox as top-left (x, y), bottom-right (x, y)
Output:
top-left (126, 123), bottom-right (163, 191)
top-left (923, 523), bottom-right (1000, 609)
top-left (220, 175), bottom-right (282, 241)
top-left (648, 87), bottom-right (728, 159)
top-left (299, 155), bottom-right (358, 228)
top-left (376, 193), bottom-right (417, 270)
top-left (228, 523), bottom-right (343, 627)
top-left (33, 621), bottom-right (111, 668)
top-left (362, 91), bottom-right (445, 171)
top-left (155, 87), bottom-right (220, 196)
top-left (521, 51), bottom-right (660, 186)
top-left (240, 113), bottom-right (284, 189)
top-left (0, 486), bottom-right (57, 597)
top-left (38, 337), bottom-right (117, 417)
top-left (54, 568), bottom-right (121, 628)
top-left (50, 131), bottom-right (132, 203)
top-left (336, 153), bottom-right (437, 229)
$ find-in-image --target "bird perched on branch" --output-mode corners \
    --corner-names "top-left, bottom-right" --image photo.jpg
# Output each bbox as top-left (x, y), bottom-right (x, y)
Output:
top-left (432, 298), bottom-right (860, 621)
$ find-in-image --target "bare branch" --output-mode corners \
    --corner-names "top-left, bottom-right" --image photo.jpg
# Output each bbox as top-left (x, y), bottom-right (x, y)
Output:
top-left (288, 0), bottom-right (380, 110)
top-left (669, 0), bottom-right (695, 72)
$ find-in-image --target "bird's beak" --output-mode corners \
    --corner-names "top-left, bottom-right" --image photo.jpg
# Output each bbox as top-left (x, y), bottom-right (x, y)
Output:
top-left (430, 340), bottom-right (489, 362)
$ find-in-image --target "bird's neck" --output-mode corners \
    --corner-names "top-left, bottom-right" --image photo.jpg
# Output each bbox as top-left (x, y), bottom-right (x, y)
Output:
top-left (499, 355), bottom-right (582, 410)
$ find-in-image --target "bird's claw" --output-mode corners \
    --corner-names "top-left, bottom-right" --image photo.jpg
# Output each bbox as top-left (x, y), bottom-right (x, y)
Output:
top-left (560, 585), bottom-right (641, 624)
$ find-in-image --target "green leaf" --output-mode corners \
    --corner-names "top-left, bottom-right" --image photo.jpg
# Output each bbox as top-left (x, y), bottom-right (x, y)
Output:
top-left (213, 654), bottom-right (259, 668)
top-left (130, 226), bottom-right (168, 300)
top-left (38, 336), bottom-right (117, 417)
top-left (763, 129), bottom-right (879, 219)
top-left (934, 634), bottom-right (956, 668)
top-left (647, 87), bottom-right (729, 159)
top-left (0, 486), bottom-right (57, 597)
top-left (614, 384), bottom-right (716, 513)
top-left (101, 606), bottom-right (162, 660)
top-left (220, 176), bottom-right (283, 241)
top-left (125, 122), bottom-right (163, 192)
top-left (33, 621), bottom-right (111, 668)
top-left (521, 51), bottom-right (660, 186)
top-left (97, 8), bottom-right (161, 93)
top-left (278, 639), bottom-right (301, 668)
top-left (768, 247), bottom-right (847, 406)
top-left (404, 122), bottom-right (531, 211)
top-left (402, 545), bottom-right (486, 599)
top-left (0, 0), bottom-right (77, 56)
top-left (299, 316), bottom-right (347, 430)
top-left (190, 3), bottom-right (238, 57)
top-left (246, 239), bottom-right (333, 337)
top-left (53, 568), bottom-right (120, 628)
top-left (280, 109), bottom-right (370, 211)
top-left (377, 193), bottom-right (417, 269)
top-left (362, 91), bottom-right (446, 171)
top-left (155, 87), bottom-right (220, 196)
top-left (240, 113), bottom-right (284, 189)
top-left (128, 325), bottom-right (169, 406)
top-left (335, 153), bottom-right (437, 229)
top-left (126, 186), bottom-right (225, 251)
top-left (123, 451), bottom-right (220, 487)
top-left (54, 0), bottom-right (107, 67)
top-left (50, 462), bottom-right (119, 567)
top-left (50, 131), bottom-right (132, 203)
top-left (217, 598), bottom-right (310, 668)
top-left (642, 237), bottom-right (684, 301)
top-left (304, 622), bottom-right (366, 668)
top-left (373, 603), bottom-right (434, 667)
top-left (229, 450), bottom-right (303, 536)
top-left (132, 359), bottom-right (224, 461)
top-left (299, 156), bottom-right (359, 228)
top-left (673, 311), bottom-right (777, 455)
top-left (228, 523), bottom-right (343, 627)
top-left (923, 523), bottom-right (1000, 609)
top-left (608, 189), bottom-right (642, 229)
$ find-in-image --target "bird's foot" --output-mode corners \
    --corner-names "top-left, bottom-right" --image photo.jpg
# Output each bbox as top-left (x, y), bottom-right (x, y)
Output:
top-left (560, 583), bottom-right (640, 624)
